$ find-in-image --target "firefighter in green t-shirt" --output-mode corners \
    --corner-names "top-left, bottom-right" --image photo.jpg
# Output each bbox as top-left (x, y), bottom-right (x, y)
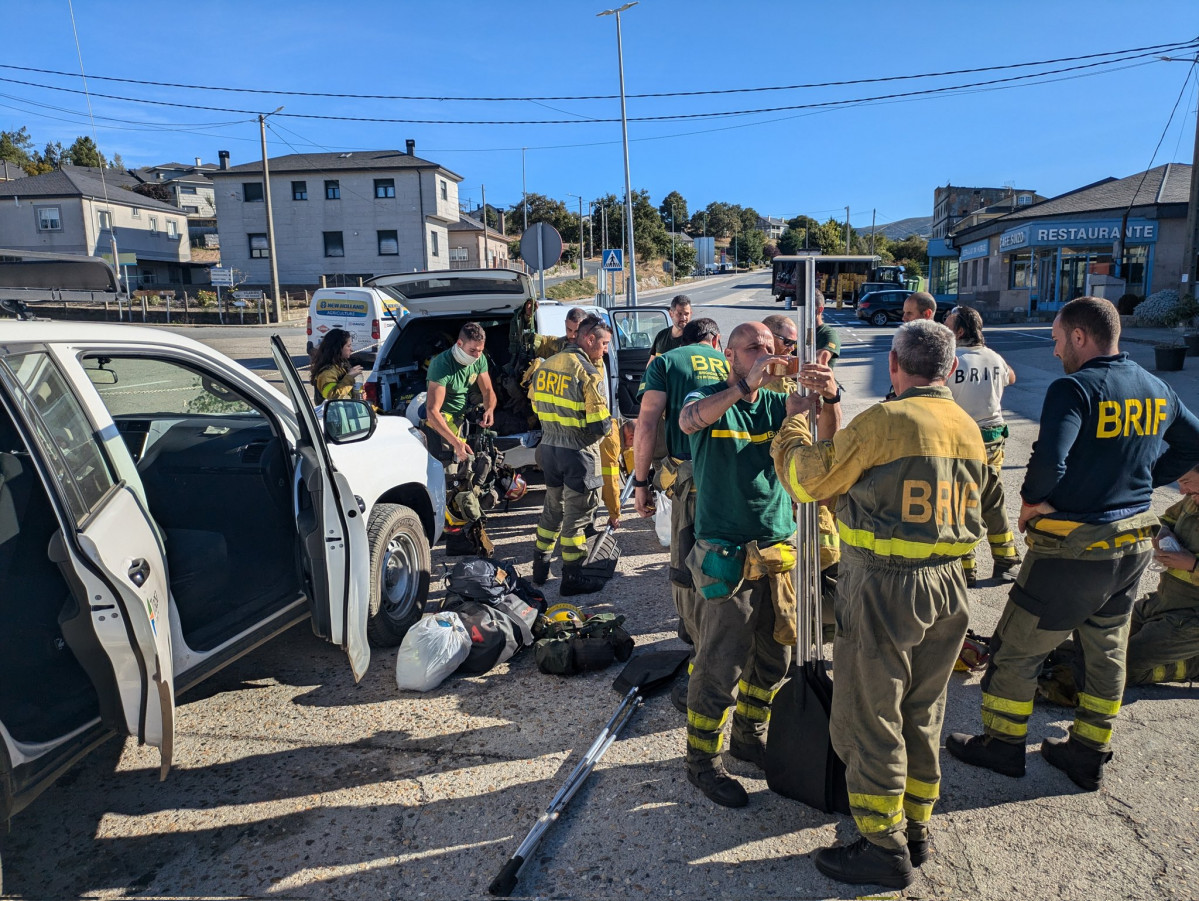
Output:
top-left (425, 321), bottom-right (495, 463)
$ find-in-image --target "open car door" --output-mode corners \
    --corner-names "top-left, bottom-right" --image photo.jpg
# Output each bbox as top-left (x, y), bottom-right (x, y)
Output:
top-left (0, 352), bottom-right (175, 778)
top-left (608, 308), bottom-right (669, 418)
top-left (270, 336), bottom-right (370, 681)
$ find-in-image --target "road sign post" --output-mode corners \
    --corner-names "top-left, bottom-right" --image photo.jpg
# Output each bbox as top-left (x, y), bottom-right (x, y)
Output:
top-left (602, 249), bottom-right (623, 307)
top-left (519, 223), bottom-right (563, 300)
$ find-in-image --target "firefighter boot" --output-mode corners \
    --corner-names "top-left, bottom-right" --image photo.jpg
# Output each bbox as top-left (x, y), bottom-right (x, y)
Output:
top-left (991, 556), bottom-right (1022, 583)
top-left (946, 733), bottom-right (1026, 777)
top-left (685, 756), bottom-right (748, 808)
top-left (1040, 736), bottom-right (1112, 792)
top-left (531, 557), bottom-right (552, 586)
top-left (906, 826), bottom-right (931, 867)
top-left (560, 564), bottom-right (606, 596)
top-left (670, 676), bottom-right (689, 715)
top-left (813, 837), bottom-right (913, 889)
top-left (728, 736), bottom-right (768, 771)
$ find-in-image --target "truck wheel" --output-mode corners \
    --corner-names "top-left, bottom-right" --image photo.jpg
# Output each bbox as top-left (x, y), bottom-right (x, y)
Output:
top-left (366, 503), bottom-right (430, 647)
top-left (871, 310), bottom-right (890, 327)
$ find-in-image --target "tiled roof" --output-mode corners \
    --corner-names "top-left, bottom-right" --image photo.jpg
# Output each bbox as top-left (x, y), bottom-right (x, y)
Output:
top-left (0, 166), bottom-right (183, 213)
top-left (448, 215), bottom-right (506, 239)
top-left (211, 150), bottom-right (463, 181)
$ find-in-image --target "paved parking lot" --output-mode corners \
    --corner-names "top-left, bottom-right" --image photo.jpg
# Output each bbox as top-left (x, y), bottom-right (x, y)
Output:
top-left (3, 277), bottom-right (1197, 899)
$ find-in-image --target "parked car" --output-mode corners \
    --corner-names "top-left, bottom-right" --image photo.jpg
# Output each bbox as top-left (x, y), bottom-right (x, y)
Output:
top-left (855, 289), bottom-right (954, 326)
top-left (0, 319), bottom-right (445, 851)
top-left (363, 268), bottom-right (669, 469)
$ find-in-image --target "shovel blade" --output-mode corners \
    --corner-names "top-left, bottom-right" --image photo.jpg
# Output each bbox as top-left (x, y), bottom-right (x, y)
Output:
top-left (765, 661), bottom-right (850, 815)
top-left (612, 649), bottom-right (691, 696)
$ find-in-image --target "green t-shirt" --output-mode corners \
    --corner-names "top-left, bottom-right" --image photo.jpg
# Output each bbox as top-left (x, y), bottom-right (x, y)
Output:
top-left (638, 343), bottom-right (731, 458)
top-left (426, 348), bottom-right (488, 418)
top-left (685, 384), bottom-right (796, 546)
top-left (816, 324), bottom-right (840, 366)
top-left (652, 326), bottom-right (687, 357)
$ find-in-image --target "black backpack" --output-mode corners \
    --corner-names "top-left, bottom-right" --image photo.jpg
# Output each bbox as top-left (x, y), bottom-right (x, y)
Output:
top-left (440, 596), bottom-right (520, 675)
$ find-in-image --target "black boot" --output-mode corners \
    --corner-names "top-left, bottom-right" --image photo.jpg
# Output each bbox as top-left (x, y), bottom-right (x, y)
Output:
top-left (992, 557), bottom-right (1022, 583)
top-left (963, 566), bottom-right (978, 588)
top-left (670, 677), bottom-right (689, 715)
top-left (813, 836), bottom-right (913, 889)
top-left (531, 557), bottom-right (552, 586)
top-left (686, 757), bottom-right (748, 808)
top-left (946, 733), bottom-right (1026, 777)
top-left (560, 564), bottom-right (605, 596)
top-left (906, 827), bottom-right (931, 867)
top-left (1041, 735), bottom-right (1112, 791)
top-left (728, 736), bottom-right (768, 771)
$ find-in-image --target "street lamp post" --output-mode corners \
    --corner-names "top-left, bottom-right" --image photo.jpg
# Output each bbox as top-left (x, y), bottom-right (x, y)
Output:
top-left (567, 193), bottom-right (585, 281)
top-left (597, 1), bottom-right (639, 306)
top-left (259, 106), bottom-right (284, 324)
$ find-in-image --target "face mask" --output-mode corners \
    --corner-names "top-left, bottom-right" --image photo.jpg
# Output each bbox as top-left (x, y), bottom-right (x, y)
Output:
top-left (451, 343), bottom-right (477, 367)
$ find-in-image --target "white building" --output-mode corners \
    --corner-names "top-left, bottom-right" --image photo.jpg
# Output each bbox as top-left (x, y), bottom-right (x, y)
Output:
top-left (208, 143), bottom-right (463, 287)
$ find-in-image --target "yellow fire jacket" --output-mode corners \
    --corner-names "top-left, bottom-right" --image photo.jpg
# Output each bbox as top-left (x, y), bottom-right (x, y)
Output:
top-left (771, 386), bottom-right (988, 562)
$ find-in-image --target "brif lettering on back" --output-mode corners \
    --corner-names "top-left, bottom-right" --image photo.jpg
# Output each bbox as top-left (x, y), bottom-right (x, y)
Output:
top-left (1096, 398), bottom-right (1168, 438)
top-left (534, 369), bottom-right (574, 396)
top-left (901, 479), bottom-right (980, 525)
top-left (691, 354), bottom-right (729, 378)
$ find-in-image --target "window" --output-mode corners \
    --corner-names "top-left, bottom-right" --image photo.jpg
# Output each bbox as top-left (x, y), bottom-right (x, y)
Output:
top-left (180, 185), bottom-right (197, 195)
top-left (182, 205), bottom-right (199, 214)
top-left (148, 217), bottom-right (158, 236)
top-left (292, 181), bottom-right (308, 201)
top-left (325, 180), bottom-right (340, 200)
top-left (323, 231), bottom-right (345, 258)
top-left (131, 207), bottom-right (140, 219)
top-left (374, 178), bottom-right (395, 199)
top-left (243, 182), bottom-right (264, 203)
top-left (377, 230), bottom-right (398, 256)
top-left (430, 231), bottom-right (439, 257)
top-left (440, 179), bottom-right (448, 201)
top-left (980, 257), bottom-right (989, 285)
top-left (249, 233), bottom-right (269, 258)
top-left (167, 220), bottom-right (179, 240)
top-left (86, 355), bottom-right (261, 419)
top-left (140, 269), bottom-right (156, 286)
top-left (5, 352), bottom-right (116, 521)
top-left (98, 210), bottom-right (112, 231)
top-left (1017, 194), bottom-right (1032, 206)
top-left (449, 247), bottom-right (468, 262)
top-left (36, 207), bottom-right (62, 231)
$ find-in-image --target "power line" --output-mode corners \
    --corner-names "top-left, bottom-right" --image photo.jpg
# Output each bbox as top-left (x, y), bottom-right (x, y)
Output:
top-left (0, 38), bottom-right (1193, 102)
top-left (0, 48), bottom-right (1178, 126)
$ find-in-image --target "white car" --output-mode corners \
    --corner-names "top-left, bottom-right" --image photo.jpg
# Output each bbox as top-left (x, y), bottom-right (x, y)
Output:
top-left (0, 320), bottom-right (444, 841)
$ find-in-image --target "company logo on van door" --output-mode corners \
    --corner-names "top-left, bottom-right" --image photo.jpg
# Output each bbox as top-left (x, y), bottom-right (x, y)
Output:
top-left (315, 298), bottom-right (369, 318)
top-left (999, 218), bottom-right (1158, 250)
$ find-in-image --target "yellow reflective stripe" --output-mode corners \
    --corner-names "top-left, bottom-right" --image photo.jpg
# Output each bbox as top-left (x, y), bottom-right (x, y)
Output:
top-left (1166, 567), bottom-right (1193, 583)
top-left (535, 540), bottom-right (555, 552)
top-left (1072, 720), bottom-right (1112, 745)
top-left (1077, 692), bottom-right (1121, 717)
top-left (982, 710), bottom-right (1028, 737)
top-left (903, 798), bottom-right (934, 823)
top-left (988, 531), bottom-right (1016, 545)
top-left (1177, 661), bottom-right (1190, 680)
top-left (982, 692), bottom-right (1034, 716)
top-left (787, 458), bottom-right (817, 503)
top-left (737, 679), bottom-right (774, 702)
top-left (848, 793), bottom-right (903, 833)
top-left (904, 777), bottom-right (940, 800)
top-left (532, 391), bottom-right (585, 411)
top-left (710, 429), bottom-right (774, 444)
top-left (601, 466), bottom-right (620, 476)
top-left (687, 732), bottom-right (723, 754)
top-left (1032, 518), bottom-right (1084, 537)
top-left (536, 411), bottom-right (587, 427)
top-left (559, 534), bottom-right (587, 547)
top-left (536, 526), bottom-right (559, 540)
top-left (688, 708), bottom-right (730, 732)
top-left (838, 522), bottom-right (978, 559)
top-left (1150, 664), bottom-right (1168, 683)
top-left (561, 549), bottom-right (586, 562)
top-left (735, 699), bottom-right (770, 722)
top-left (320, 382), bottom-right (338, 399)
top-left (585, 410), bottom-right (609, 424)
top-left (961, 556), bottom-right (977, 571)
top-left (818, 531), bottom-right (839, 547)
top-left (687, 661), bottom-right (694, 675)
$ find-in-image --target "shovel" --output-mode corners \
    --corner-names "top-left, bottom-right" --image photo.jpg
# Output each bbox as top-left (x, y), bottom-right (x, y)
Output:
top-left (579, 478), bottom-right (636, 581)
top-left (488, 647), bottom-right (690, 897)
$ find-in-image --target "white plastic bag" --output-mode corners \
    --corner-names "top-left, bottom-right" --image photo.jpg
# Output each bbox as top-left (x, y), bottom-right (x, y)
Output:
top-left (654, 490), bottom-right (672, 547)
top-left (395, 612), bottom-right (471, 692)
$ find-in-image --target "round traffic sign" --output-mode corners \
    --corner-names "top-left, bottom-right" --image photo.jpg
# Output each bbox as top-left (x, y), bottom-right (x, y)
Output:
top-left (519, 222), bottom-right (564, 272)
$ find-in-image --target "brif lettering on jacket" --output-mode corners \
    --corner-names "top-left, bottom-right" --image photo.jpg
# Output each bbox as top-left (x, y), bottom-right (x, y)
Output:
top-left (901, 478), bottom-right (980, 525)
top-left (1096, 398), bottom-right (1168, 438)
top-left (534, 369), bottom-right (574, 396)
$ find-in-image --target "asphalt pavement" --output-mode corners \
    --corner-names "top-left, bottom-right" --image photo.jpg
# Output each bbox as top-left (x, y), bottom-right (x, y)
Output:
top-left (3, 274), bottom-right (1197, 899)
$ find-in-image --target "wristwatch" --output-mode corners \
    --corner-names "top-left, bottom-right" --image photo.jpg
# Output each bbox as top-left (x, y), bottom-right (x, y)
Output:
top-left (631, 475), bottom-right (650, 488)
top-left (821, 383), bottom-right (843, 404)
top-left (736, 377), bottom-right (752, 397)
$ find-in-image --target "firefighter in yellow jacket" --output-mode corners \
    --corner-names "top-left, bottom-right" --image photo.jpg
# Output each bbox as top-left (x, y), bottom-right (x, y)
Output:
top-left (772, 320), bottom-right (987, 890)
top-left (529, 317), bottom-right (618, 595)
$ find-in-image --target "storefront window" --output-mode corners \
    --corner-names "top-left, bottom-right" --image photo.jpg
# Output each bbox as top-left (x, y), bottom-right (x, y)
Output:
top-left (1122, 245), bottom-right (1148, 297)
top-left (929, 257), bottom-right (958, 297)
top-left (1009, 253), bottom-right (1033, 289)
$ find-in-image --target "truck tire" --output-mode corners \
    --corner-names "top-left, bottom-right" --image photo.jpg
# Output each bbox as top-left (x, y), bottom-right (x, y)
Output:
top-left (366, 503), bottom-right (430, 647)
top-left (870, 310), bottom-right (890, 327)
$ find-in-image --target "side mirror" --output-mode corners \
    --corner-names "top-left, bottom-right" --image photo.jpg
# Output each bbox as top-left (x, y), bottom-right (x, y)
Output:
top-left (323, 399), bottom-right (377, 444)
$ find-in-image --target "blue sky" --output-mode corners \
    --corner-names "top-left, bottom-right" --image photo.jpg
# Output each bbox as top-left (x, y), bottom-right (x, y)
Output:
top-left (2, 1), bottom-right (1197, 230)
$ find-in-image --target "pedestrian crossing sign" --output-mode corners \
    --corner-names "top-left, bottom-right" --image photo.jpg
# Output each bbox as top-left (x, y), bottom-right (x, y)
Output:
top-left (602, 249), bottom-right (624, 271)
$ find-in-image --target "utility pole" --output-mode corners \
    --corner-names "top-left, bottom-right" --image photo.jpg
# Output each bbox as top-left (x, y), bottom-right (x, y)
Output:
top-left (259, 107), bottom-right (284, 324)
top-left (578, 195), bottom-right (585, 280)
top-left (869, 208), bottom-right (877, 257)
top-left (598, 2), bottom-right (639, 305)
top-left (671, 202), bottom-right (676, 285)
top-left (1183, 82), bottom-right (1199, 298)
top-left (481, 184), bottom-right (490, 269)
top-left (844, 205), bottom-right (851, 255)
top-left (521, 148), bottom-right (528, 233)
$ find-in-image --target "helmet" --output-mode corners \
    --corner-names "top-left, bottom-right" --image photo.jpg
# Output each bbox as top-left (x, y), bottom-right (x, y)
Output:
top-left (405, 392), bottom-right (427, 429)
top-left (501, 472), bottom-right (528, 501)
top-left (544, 603), bottom-right (584, 626)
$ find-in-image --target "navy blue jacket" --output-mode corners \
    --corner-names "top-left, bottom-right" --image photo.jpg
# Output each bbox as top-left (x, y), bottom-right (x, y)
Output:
top-left (1022, 354), bottom-right (1199, 523)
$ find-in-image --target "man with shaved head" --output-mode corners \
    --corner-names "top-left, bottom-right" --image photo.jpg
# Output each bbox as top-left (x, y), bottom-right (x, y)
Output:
top-left (902, 292), bottom-right (938, 323)
top-left (675, 320), bottom-right (838, 808)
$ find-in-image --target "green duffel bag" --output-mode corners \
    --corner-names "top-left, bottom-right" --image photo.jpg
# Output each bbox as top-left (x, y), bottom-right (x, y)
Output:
top-left (534, 613), bottom-right (635, 676)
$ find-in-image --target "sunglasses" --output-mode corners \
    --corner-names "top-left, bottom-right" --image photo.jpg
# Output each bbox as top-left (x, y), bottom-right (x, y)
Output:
top-left (772, 334), bottom-right (797, 350)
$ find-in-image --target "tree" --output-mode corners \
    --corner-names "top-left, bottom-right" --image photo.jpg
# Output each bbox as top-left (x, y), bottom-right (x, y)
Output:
top-left (810, 218), bottom-right (849, 256)
top-left (509, 193), bottom-right (577, 239)
top-left (632, 189), bottom-right (669, 257)
top-left (728, 226), bottom-right (765, 267)
top-left (670, 238), bottom-right (697, 278)
top-left (0, 127), bottom-right (34, 170)
top-left (132, 182), bottom-right (172, 203)
top-left (890, 235), bottom-right (928, 271)
top-left (658, 191), bottom-right (689, 233)
top-left (65, 136), bottom-right (105, 168)
top-left (108, 153), bottom-right (125, 171)
top-left (778, 227), bottom-right (806, 255)
top-left (592, 193), bottom-right (624, 250)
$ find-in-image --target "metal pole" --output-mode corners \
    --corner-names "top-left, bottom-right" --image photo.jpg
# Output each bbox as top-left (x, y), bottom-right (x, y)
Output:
top-left (259, 109), bottom-right (284, 324)
top-left (671, 203), bottom-right (676, 285)
top-left (1182, 79), bottom-right (1199, 297)
top-left (844, 205), bottom-right (851, 255)
top-left (870, 208), bottom-right (876, 257)
top-left (598, 2), bottom-right (640, 306)
top-left (579, 196), bottom-right (585, 281)
top-left (522, 148), bottom-right (528, 232)
top-left (538, 226), bottom-right (546, 300)
top-left (482, 184), bottom-right (490, 269)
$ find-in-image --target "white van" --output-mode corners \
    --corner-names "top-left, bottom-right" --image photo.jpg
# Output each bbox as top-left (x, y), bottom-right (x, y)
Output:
top-left (306, 286), bottom-right (409, 357)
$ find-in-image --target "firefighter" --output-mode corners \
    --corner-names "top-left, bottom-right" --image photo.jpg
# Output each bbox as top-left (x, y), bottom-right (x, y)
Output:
top-left (650, 294), bottom-right (693, 357)
top-left (676, 322), bottom-right (828, 808)
top-left (632, 317), bottom-right (729, 706)
top-left (944, 304), bottom-right (1022, 586)
top-left (529, 318), bottom-right (618, 595)
top-left (772, 319), bottom-right (987, 888)
top-left (310, 328), bottom-right (362, 403)
top-left (424, 322), bottom-right (495, 463)
top-left (948, 297), bottom-right (1199, 793)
